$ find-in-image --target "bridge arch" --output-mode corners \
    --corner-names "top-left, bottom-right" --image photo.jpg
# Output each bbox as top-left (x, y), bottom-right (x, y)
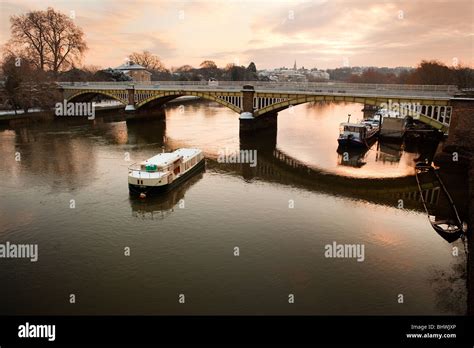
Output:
top-left (65, 89), bottom-right (128, 105)
top-left (253, 94), bottom-right (451, 131)
top-left (136, 90), bottom-right (241, 113)
top-left (253, 95), bottom-right (406, 117)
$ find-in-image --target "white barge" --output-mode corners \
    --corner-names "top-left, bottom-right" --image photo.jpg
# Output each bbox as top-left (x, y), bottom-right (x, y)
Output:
top-left (128, 148), bottom-right (205, 196)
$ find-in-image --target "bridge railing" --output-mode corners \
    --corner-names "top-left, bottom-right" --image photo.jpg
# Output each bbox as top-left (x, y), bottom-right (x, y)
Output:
top-left (57, 81), bottom-right (459, 95)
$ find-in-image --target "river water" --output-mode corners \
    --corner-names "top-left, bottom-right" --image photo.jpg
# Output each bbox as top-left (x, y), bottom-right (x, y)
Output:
top-left (0, 101), bottom-right (469, 315)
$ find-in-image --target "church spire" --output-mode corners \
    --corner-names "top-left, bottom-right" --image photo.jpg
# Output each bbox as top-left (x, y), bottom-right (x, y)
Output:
top-left (293, 60), bottom-right (297, 70)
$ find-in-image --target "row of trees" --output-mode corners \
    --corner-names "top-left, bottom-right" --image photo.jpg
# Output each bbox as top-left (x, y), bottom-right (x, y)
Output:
top-left (49, 51), bottom-right (259, 82)
top-left (329, 61), bottom-right (473, 88)
top-left (124, 52), bottom-right (258, 81)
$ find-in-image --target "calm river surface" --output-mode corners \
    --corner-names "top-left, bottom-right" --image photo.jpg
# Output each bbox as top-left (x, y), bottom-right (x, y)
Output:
top-left (0, 101), bottom-right (469, 315)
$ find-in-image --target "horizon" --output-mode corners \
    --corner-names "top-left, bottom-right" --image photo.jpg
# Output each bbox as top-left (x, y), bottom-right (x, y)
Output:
top-left (0, 0), bottom-right (472, 70)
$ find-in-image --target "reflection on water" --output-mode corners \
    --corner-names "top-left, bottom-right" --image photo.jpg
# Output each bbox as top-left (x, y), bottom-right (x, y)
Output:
top-left (376, 140), bottom-right (404, 164)
top-left (337, 146), bottom-right (371, 168)
top-left (130, 169), bottom-right (205, 220)
top-left (0, 101), bottom-right (469, 315)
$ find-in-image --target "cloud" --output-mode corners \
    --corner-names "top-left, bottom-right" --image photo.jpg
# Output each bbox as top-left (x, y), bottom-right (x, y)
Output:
top-left (246, 0), bottom-right (473, 67)
top-left (1, 0), bottom-right (472, 69)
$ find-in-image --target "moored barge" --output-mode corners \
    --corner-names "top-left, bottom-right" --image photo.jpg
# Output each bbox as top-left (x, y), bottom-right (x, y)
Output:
top-left (128, 148), bottom-right (205, 197)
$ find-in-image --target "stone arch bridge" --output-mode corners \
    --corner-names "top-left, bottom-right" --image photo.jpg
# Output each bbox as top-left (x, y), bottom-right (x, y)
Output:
top-left (59, 81), bottom-right (470, 134)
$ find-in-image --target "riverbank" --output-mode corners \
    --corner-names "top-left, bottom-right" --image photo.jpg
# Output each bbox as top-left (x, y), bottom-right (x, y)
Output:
top-left (0, 96), bottom-right (200, 124)
top-left (433, 103), bottom-right (474, 315)
top-left (469, 154), bottom-right (474, 315)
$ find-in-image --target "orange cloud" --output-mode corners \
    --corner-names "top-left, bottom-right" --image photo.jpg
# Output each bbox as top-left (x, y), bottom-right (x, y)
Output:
top-left (1, 0), bottom-right (472, 69)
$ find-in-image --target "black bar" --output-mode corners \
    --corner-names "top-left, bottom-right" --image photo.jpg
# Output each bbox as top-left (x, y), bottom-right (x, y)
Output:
top-left (0, 316), bottom-right (472, 345)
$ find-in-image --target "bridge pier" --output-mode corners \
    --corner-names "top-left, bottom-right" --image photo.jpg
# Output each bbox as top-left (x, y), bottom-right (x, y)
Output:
top-left (239, 120), bottom-right (277, 181)
top-left (239, 112), bottom-right (278, 134)
top-left (125, 86), bottom-right (136, 112)
top-left (434, 98), bottom-right (474, 169)
top-left (239, 84), bottom-right (255, 132)
top-left (239, 84), bottom-right (279, 133)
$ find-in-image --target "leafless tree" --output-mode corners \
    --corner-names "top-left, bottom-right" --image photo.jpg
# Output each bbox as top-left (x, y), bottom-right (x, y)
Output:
top-left (9, 10), bottom-right (47, 70)
top-left (174, 65), bottom-right (194, 73)
top-left (128, 51), bottom-right (166, 71)
top-left (43, 8), bottom-right (87, 73)
top-left (8, 7), bottom-right (87, 74)
top-left (199, 60), bottom-right (217, 69)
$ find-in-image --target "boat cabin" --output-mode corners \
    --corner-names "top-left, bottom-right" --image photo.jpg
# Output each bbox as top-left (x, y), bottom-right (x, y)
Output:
top-left (339, 123), bottom-right (367, 139)
top-left (141, 153), bottom-right (182, 175)
top-left (139, 149), bottom-right (204, 177)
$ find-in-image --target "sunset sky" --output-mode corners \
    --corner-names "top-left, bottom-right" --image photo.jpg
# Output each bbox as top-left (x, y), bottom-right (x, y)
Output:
top-left (0, 0), bottom-right (472, 70)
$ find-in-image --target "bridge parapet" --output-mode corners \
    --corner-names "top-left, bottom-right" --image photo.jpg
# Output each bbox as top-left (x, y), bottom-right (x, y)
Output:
top-left (58, 81), bottom-right (465, 132)
top-left (58, 81), bottom-right (459, 96)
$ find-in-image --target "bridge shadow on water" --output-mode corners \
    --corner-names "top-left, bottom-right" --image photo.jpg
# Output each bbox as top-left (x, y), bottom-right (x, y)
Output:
top-left (119, 115), bottom-right (468, 244)
top-left (232, 130), bottom-right (453, 214)
top-left (2, 107), bottom-right (467, 242)
top-left (60, 109), bottom-right (467, 244)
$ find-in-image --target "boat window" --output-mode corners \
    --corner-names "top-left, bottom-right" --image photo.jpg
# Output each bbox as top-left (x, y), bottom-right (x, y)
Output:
top-left (344, 126), bottom-right (361, 132)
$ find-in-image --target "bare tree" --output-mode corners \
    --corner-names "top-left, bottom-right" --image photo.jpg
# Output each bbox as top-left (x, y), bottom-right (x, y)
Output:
top-left (8, 7), bottom-right (87, 74)
top-left (128, 51), bottom-right (166, 71)
top-left (174, 65), bottom-right (194, 73)
top-left (43, 8), bottom-right (87, 73)
top-left (199, 60), bottom-right (217, 69)
top-left (9, 10), bottom-right (48, 70)
top-left (407, 60), bottom-right (455, 85)
top-left (453, 64), bottom-right (474, 89)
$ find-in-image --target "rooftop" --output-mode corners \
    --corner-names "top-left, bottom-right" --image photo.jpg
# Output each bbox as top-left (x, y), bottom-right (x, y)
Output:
top-left (143, 153), bottom-right (180, 166)
top-left (115, 61), bottom-right (149, 71)
top-left (142, 148), bottom-right (201, 166)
